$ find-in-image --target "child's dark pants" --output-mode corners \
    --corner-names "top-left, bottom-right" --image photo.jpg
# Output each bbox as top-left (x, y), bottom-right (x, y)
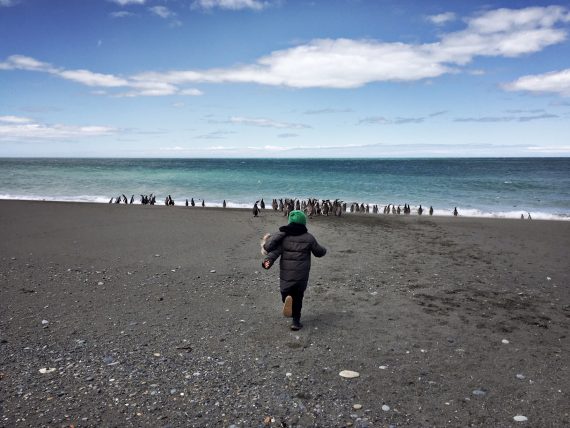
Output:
top-left (281, 286), bottom-right (305, 320)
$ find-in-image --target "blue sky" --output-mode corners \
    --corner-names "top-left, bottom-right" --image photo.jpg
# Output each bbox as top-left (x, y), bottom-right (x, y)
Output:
top-left (1, 0), bottom-right (569, 157)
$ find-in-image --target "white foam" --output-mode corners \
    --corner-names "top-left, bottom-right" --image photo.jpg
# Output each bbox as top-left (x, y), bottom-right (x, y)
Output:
top-left (0, 194), bottom-right (568, 220)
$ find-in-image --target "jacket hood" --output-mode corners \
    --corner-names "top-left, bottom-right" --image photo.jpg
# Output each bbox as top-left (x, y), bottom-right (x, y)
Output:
top-left (279, 223), bottom-right (308, 236)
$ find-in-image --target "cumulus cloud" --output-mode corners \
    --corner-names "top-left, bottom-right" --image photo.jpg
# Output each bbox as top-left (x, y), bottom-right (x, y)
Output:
top-left (503, 68), bottom-right (570, 97)
top-left (0, 116), bottom-right (117, 141)
top-left (193, 0), bottom-right (267, 11)
top-left (427, 12), bottom-right (456, 25)
top-left (229, 116), bottom-right (310, 129)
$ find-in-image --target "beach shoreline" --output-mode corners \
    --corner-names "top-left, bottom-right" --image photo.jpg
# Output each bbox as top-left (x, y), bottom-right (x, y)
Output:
top-left (0, 199), bottom-right (568, 427)
top-left (0, 197), bottom-right (568, 221)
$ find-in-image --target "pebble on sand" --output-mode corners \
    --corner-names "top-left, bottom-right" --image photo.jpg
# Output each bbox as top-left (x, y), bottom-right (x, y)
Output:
top-left (382, 404), bottom-right (390, 411)
top-left (502, 339), bottom-right (510, 344)
top-left (41, 320), bottom-right (49, 325)
top-left (39, 368), bottom-right (56, 374)
top-left (353, 404), bottom-right (362, 410)
top-left (513, 415), bottom-right (528, 422)
top-left (339, 370), bottom-right (360, 379)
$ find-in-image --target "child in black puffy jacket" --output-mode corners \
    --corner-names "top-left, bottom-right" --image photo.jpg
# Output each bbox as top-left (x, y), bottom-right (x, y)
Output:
top-left (262, 210), bottom-right (327, 330)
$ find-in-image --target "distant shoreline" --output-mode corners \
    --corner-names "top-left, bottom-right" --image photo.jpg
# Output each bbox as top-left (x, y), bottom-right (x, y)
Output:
top-left (1, 198), bottom-right (568, 222)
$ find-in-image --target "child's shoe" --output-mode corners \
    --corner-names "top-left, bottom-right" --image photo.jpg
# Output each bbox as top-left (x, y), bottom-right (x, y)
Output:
top-left (282, 295), bottom-right (293, 317)
top-left (290, 318), bottom-right (303, 331)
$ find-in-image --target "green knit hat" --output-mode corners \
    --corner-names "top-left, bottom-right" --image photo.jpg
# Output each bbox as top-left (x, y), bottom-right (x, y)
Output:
top-left (288, 210), bottom-right (307, 225)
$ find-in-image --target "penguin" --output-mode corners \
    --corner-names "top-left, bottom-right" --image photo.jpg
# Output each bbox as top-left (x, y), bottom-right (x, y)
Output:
top-left (429, 206), bottom-right (433, 216)
top-left (223, 200), bottom-right (226, 208)
top-left (191, 198), bottom-right (195, 207)
top-left (453, 207), bottom-right (458, 216)
top-left (253, 201), bottom-right (259, 217)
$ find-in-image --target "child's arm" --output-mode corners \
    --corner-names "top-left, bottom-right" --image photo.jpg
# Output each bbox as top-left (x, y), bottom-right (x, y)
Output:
top-left (262, 247), bottom-right (282, 269)
top-left (263, 232), bottom-right (286, 254)
top-left (311, 237), bottom-right (327, 257)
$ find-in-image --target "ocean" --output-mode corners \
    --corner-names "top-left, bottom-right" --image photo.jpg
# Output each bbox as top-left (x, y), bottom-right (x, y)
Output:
top-left (0, 158), bottom-right (569, 220)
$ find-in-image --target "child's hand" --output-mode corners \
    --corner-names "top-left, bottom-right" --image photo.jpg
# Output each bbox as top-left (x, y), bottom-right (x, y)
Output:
top-left (262, 259), bottom-right (272, 269)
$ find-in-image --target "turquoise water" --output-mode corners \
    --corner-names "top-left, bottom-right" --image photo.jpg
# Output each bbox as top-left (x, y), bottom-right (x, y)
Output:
top-left (0, 158), bottom-right (569, 220)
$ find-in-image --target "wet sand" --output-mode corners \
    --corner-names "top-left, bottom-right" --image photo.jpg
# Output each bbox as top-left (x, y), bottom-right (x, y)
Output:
top-left (0, 200), bottom-right (568, 427)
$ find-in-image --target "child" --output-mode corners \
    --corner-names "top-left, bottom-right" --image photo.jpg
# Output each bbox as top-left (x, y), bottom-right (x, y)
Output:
top-left (261, 210), bottom-right (327, 330)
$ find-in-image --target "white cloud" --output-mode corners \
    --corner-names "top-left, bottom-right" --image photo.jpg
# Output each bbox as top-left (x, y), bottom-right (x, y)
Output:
top-left (467, 6), bottom-right (570, 34)
top-left (527, 145), bottom-right (570, 153)
top-left (0, 0), bottom-right (19, 7)
top-left (427, 12), bottom-right (456, 25)
top-left (0, 117), bottom-right (117, 141)
top-left (149, 6), bottom-right (173, 18)
top-left (110, 11), bottom-right (134, 18)
top-left (130, 6), bottom-right (570, 89)
top-left (2, 6), bottom-right (569, 93)
top-left (504, 68), bottom-right (570, 97)
top-left (229, 116), bottom-right (310, 129)
top-left (193, 0), bottom-right (267, 11)
top-left (0, 55), bottom-right (54, 72)
top-left (180, 88), bottom-right (204, 96)
top-left (59, 69), bottom-right (129, 87)
top-left (0, 55), bottom-right (201, 97)
top-left (108, 0), bottom-right (145, 5)
top-left (428, 6), bottom-right (570, 64)
top-left (0, 115), bottom-right (33, 124)
top-left (359, 116), bottom-right (425, 125)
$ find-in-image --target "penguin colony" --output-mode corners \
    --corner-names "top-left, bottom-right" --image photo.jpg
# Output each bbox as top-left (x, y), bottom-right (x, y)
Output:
top-left (108, 195), bottom-right (461, 217)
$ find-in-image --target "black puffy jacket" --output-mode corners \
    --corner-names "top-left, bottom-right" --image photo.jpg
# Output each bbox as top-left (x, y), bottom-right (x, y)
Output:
top-left (263, 223), bottom-right (327, 292)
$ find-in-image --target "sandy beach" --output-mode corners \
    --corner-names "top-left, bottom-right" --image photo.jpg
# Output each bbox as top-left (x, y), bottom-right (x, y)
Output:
top-left (0, 200), bottom-right (568, 427)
